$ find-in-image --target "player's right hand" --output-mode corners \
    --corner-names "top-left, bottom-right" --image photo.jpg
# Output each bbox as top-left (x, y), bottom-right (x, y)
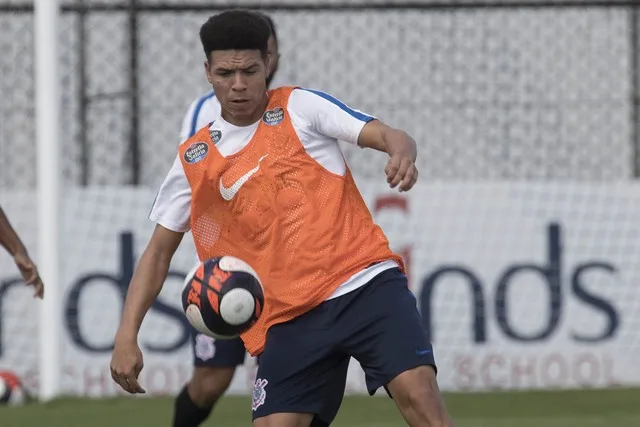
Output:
top-left (110, 337), bottom-right (146, 394)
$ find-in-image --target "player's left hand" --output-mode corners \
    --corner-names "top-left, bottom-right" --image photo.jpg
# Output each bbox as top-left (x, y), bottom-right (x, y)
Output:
top-left (14, 252), bottom-right (44, 299)
top-left (385, 154), bottom-right (418, 192)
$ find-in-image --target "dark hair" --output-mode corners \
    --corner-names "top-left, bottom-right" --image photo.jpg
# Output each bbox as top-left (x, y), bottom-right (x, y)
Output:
top-left (257, 12), bottom-right (278, 46)
top-left (199, 10), bottom-right (271, 60)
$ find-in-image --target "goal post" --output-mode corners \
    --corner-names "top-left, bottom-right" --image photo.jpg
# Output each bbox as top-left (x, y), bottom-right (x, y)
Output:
top-left (34, 0), bottom-right (61, 402)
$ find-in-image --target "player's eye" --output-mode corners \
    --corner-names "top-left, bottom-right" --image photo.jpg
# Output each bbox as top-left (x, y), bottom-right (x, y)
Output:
top-left (217, 71), bottom-right (232, 77)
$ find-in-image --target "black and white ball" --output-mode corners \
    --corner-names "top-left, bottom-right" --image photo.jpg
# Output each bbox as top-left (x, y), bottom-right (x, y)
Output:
top-left (181, 256), bottom-right (264, 340)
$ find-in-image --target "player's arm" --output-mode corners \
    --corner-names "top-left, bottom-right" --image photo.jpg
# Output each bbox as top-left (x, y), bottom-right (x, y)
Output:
top-left (111, 225), bottom-right (183, 394)
top-left (0, 206), bottom-right (44, 298)
top-left (0, 206), bottom-right (27, 257)
top-left (116, 153), bottom-right (191, 343)
top-left (116, 225), bottom-right (184, 344)
top-left (290, 88), bottom-right (418, 192)
top-left (357, 120), bottom-right (418, 192)
top-left (111, 154), bottom-right (191, 394)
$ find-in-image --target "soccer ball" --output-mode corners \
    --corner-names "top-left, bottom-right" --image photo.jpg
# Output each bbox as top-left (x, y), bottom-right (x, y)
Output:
top-left (181, 256), bottom-right (264, 340)
top-left (0, 371), bottom-right (25, 406)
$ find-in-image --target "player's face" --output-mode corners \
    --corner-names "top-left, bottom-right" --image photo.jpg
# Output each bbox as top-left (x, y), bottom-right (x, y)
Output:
top-left (265, 36), bottom-right (280, 88)
top-left (205, 49), bottom-right (270, 126)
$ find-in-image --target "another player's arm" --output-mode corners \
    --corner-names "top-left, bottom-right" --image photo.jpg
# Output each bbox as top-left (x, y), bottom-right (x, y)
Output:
top-left (0, 206), bottom-right (44, 298)
top-left (357, 120), bottom-right (418, 192)
top-left (0, 206), bottom-right (27, 257)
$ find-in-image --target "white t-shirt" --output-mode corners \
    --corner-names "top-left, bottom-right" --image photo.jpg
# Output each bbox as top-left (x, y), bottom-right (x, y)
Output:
top-left (179, 90), bottom-right (220, 143)
top-left (152, 87), bottom-right (398, 299)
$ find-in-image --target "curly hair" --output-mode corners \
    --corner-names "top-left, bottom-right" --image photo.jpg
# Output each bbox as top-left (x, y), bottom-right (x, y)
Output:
top-left (199, 9), bottom-right (271, 60)
top-left (257, 12), bottom-right (278, 46)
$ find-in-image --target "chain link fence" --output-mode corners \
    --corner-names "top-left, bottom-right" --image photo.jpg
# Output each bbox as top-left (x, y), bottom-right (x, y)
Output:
top-left (1, 0), bottom-right (639, 189)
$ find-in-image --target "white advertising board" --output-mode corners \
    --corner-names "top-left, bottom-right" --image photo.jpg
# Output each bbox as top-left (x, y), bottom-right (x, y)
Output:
top-left (1, 182), bottom-right (639, 396)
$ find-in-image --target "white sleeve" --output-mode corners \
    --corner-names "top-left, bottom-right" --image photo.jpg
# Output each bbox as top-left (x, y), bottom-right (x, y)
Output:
top-left (287, 88), bottom-right (375, 145)
top-left (179, 91), bottom-right (220, 143)
top-left (148, 155), bottom-right (192, 232)
top-left (179, 99), bottom-right (199, 143)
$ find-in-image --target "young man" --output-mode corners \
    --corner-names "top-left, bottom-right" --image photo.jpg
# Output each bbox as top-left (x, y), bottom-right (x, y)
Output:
top-left (171, 13), bottom-right (343, 427)
top-left (111, 9), bottom-right (455, 427)
top-left (0, 206), bottom-right (44, 299)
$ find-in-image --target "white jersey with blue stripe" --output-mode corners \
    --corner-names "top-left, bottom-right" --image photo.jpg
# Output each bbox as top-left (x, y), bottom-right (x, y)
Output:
top-left (154, 87), bottom-right (399, 300)
top-left (179, 90), bottom-right (222, 142)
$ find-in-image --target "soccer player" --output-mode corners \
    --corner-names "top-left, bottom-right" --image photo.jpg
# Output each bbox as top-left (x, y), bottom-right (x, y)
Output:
top-left (0, 206), bottom-right (44, 298)
top-left (171, 13), bottom-right (342, 427)
top-left (110, 9), bottom-right (455, 427)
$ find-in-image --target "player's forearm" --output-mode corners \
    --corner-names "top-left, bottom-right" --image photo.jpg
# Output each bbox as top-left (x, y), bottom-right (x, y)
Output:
top-left (0, 207), bottom-right (28, 257)
top-left (115, 248), bottom-right (172, 343)
top-left (357, 121), bottom-right (418, 161)
top-left (381, 127), bottom-right (417, 162)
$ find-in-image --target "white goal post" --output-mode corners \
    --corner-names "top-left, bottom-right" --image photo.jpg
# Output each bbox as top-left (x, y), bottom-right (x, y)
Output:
top-left (35, 0), bottom-right (61, 402)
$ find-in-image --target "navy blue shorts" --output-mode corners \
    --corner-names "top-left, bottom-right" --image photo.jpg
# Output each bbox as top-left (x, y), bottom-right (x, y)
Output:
top-left (191, 328), bottom-right (343, 425)
top-left (251, 267), bottom-right (436, 420)
top-left (191, 329), bottom-right (246, 367)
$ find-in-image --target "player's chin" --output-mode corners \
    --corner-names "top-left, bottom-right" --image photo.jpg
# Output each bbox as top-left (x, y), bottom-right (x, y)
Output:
top-left (230, 101), bottom-right (260, 119)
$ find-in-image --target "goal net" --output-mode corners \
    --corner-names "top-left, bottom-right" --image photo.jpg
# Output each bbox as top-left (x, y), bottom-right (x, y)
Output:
top-left (1, 0), bottom-right (639, 398)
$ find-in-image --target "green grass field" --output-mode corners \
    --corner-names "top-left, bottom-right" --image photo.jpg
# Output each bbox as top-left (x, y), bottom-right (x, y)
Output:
top-left (1, 388), bottom-right (639, 427)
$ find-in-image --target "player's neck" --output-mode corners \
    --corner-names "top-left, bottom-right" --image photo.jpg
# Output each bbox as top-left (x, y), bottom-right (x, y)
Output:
top-left (221, 93), bottom-right (270, 127)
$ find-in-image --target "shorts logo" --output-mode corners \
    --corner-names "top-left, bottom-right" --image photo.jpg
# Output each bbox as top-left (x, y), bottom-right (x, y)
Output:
top-left (251, 378), bottom-right (268, 411)
top-left (262, 107), bottom-right (284, 126)
top-left (415, 348), bottom-right (431, 356)
top-left (194, 334), bottom-right (216, 361)
top-left (183, 142), bottom-right (209, 164)
top-left (210, 129), bottom-right (222, 144)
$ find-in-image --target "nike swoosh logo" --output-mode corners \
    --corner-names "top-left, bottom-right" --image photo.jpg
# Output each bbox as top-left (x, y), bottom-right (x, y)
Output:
top-left (219, 155), bottom-right (269, 201)
top-left (415, 349), bottom-right (431, 356)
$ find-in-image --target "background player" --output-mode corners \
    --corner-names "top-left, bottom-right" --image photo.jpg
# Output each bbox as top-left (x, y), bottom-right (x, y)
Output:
top-left (0, 205), bottom-right (44, 298)
top-left (171, 13), bottom-right (342, 427)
